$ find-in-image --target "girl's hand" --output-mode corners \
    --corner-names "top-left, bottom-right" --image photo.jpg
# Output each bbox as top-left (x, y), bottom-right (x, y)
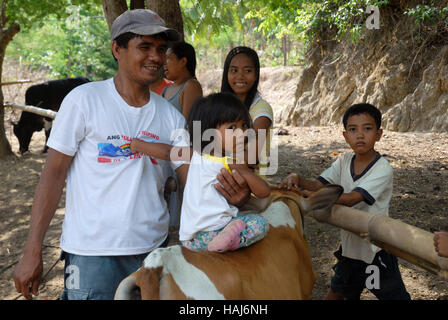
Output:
top-left (130, 138), bottom-right (142, 154)
top-left (279, 173), bottom-right (300, 191)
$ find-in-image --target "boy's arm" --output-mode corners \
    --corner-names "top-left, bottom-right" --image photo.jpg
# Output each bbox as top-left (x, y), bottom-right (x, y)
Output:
top-left (282, 173), bottom-right (364, 206)
top-left (336, 191), bottom-right (365, 207)
top-left (229, 163), bottom-right (270, 198)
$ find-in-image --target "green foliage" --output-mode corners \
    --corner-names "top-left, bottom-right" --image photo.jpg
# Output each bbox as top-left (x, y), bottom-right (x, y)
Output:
top-left (6, 4), bottom-right (116, 80)
top-left (293, 0), bottom-right (391, 44)
top-left (181, 0), bottom-right (306, 69)
top-left (180, 0), bottom-right (395, 70)
top-left (181, 0), bottom-right (251, 42)
top-left (405, 3), bottom-right (448, 24)
top-left (245, 0), bottom-right (307, 38)
top-left (8, 0), bottom-right (448, 79)
top-left (5, 0), bottom-right (97, 30)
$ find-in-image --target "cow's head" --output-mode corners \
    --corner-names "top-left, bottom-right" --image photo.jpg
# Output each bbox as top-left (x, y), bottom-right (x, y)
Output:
top-left (13, 112), bottom-right (44, 154)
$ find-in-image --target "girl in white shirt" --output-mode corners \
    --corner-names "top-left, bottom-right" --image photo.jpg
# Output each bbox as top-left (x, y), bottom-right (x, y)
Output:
top-left (131, 93), bottom-right (271, 252)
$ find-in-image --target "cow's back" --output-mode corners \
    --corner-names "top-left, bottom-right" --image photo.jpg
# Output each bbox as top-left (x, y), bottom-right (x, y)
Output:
top-left (15, 77), bottom-right (91, 153)
top-left (25, 77), bottom-right (90, 110)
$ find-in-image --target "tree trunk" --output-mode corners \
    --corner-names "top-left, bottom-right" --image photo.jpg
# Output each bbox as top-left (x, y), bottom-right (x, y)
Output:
top-left (102, 0), bottom-right (128, 31)
top-left (130, 0), bottom-right (145, 10)
top-left (146, 0), bottom-right (184, 41)
top-left (0, 21), bottom-right (20, 158)
top-left (282, 35), bottom-right (287, 66)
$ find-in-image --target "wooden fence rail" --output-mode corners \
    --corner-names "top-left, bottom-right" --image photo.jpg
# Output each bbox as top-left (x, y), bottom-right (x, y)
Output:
top-left (5, 103), bottom-right (57, 119)
top-left (309, 204), bottom-right (448, 278)
top-left (0, 80), bottom-right (32, 86)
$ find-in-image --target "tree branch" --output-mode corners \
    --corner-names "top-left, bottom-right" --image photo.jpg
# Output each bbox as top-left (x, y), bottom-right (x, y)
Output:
top-left (1, 0), bottom-right (7, 27)
top-left (0, 22), bottom-right (20, 47)
top-left (101, 0), bottom-right (128, 32)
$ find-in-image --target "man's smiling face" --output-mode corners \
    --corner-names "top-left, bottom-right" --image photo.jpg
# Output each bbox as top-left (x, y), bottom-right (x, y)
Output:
top-left (114, 34), bottom-right (168, 86)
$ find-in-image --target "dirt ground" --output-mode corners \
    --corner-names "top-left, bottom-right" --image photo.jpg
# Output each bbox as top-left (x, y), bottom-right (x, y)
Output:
top-left (1, 119), bottom-right (447, 300)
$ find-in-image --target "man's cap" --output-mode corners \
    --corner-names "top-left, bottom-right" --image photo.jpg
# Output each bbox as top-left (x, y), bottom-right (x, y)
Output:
top-left (110, 9), bottom-right (179, 41)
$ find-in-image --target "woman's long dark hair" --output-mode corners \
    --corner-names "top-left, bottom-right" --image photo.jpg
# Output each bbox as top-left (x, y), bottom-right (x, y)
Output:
top-left (187, 93), bottom-right (252, 153)
top-left (220, 46), bottom-right (260, 110)
top-left (169, 41), bottom-right (197, 77)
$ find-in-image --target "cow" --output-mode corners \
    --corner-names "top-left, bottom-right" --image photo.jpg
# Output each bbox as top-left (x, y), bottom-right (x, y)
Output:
top-left (115, 184), bottom-right (343, 300)
top-left (13, 77), bottom-right (90, 154)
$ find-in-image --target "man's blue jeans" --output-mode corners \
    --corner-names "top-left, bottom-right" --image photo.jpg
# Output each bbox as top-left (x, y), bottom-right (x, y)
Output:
top-left (60, 237), bottom-right (169, 300)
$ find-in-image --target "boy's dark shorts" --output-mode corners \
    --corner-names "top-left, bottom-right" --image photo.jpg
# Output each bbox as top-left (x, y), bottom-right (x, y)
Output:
top-left (330, 246), bottom-right (411, 300)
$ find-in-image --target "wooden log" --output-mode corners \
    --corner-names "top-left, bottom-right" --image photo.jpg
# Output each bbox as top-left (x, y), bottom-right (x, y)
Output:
top-left (308, 204), bottom-right (448, 278)
top-left (5, 103), bottom-right (57, 119)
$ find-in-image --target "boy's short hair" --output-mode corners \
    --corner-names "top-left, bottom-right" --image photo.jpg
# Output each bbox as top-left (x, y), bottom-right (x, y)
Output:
top-left (342, 103), bottom-right (382, 130)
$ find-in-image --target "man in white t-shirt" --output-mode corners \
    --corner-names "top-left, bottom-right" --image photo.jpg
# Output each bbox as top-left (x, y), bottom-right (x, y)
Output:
top-left (280, 103), bottom-right (410, 300)
top-left (13, 9), bottom-right (250, 300)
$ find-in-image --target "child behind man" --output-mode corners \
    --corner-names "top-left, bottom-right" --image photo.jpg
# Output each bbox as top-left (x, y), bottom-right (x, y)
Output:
top-left (280, 103), bottom-right (411, 300)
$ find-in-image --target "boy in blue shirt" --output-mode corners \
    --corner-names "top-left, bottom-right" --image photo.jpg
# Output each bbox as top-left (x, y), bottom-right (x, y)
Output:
top-left (280, 103), bottom-right (411, 300)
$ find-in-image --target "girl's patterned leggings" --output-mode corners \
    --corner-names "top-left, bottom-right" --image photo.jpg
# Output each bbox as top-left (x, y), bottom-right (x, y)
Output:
top-left (181, 213), bottom-right (269, 252)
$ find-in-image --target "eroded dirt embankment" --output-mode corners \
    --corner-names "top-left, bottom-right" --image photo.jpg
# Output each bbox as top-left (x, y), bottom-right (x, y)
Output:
top-left (279, 4), bottom-right (448, 132)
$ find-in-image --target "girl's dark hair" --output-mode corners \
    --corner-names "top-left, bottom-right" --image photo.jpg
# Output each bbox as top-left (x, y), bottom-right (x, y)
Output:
top-left (342, 103), bottom-right (382, 129)
top-left (221, 46), bottom-right (261, 109)
top-left (187, 92), bottom-right (252, 153)
top-left (169, 41), bottom-right (197, 77)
